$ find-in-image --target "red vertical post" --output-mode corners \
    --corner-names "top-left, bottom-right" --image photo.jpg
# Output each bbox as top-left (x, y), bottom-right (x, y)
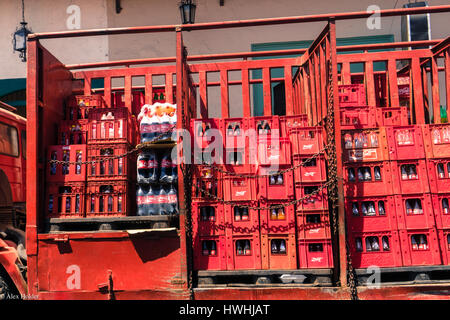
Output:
top-left (329, 19), bottom-right (348, 291)
top-left (412, 56), bottom-right (425, 124)
top-left (388, 59), bottom-right (400, 107)
top-left (124, 75), bottom-right (132, 114)
top-left (263, 67), bottom-right (272, 116)
top-left (145, 73), bottom-right (153, 105)
top-left (445, 49), bottom-right (450, 121)
top-left (84, 77), bottom-right (91, 96)
top-left (220, 69), bottom-right (229, 118)
top-left (284, 65), bottom-right (294, 115)
top-left (104, 76), bottom-right (112, 107)
top-left (431, 56), bottom-right (441, 123)
top-left (309, 58), bottom-right (318, 125)
top-left (341, 62), bottom-right (351, 85)
top-left (242, 68), bottom-right (251, 117)
top-left (199, 70), bottom-right (208, 118)
top-left (320, 43), bottom-right (328, 120)
top-left (26, 39), bottom-right (39, 296)
top-left (175, 28), bottom-right (188, 290)
top-left (166, 72), bottom-right (174, 104)
top-left (365, 60), bottom-right (376, 106)
top-left (314, 52), bottom-right (322, 123)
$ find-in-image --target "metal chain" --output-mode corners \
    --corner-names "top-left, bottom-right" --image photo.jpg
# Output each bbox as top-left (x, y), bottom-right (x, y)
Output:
top-left (48, 126), bottom-right (176, 166)
top-left (202, 143), bottom-right (332, 179)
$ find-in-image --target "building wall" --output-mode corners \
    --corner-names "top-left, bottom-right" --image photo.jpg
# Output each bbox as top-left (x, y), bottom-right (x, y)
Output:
top-left (0, 0), bottom-right (109, 79)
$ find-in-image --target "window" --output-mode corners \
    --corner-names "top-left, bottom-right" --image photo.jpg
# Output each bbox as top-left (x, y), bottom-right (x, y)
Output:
top-left (308, 243), bottom-right (323, 252)
top-left (202, 240), bottom-right (217, 256)
top-left (411, 234), bottom-right (428, 250)
top-left (366, 236), bottom-right (380, 252)
top-left (236, 240), bottom-right (251, 255)
top-left (0, 122), bottom-right (19, 156)
top-left (201, 206), bottom-right (216, 221)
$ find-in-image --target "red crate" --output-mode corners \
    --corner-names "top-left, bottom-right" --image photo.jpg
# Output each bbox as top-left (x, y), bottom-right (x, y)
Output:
top-left (57, 120), bottom-right (88, 145)
top-left (191, 118), bottom-right (223, 150)
top-left (88, 107), bottom-right (135, 145)
top-left (221, 148), bottom-right (255, 174)
top-left (257, 137), bottom-right (292, 166)
top-left (342, 128), bottom-right (389, 163)
top-left (437, 229), bottom-right (450, 265)
top-left (296, 211), bottom-right (331, 240)
top-left (261, 233), bottom-right (297, 270)
top-left (66, 94), bottom-right (104, 120)
top-left (338, 84), bottom-right (366, 107)
top-left (431, 194), bottom-right (450, 229)
top-left (348, 231), bottom-right (403, 268)
top-left (399, 228), bottom-right (442, 267)
top-left (279, 114), bottom-right (308, 137)
top-left (87, 144), bottom-right (135, 182)
top-left (85, 180), bottom-right (132, 217)
top-left (385, 125), bottom-right (425, 160)
top-left (192, 201), bottom-right (225, 236)
top-left (223, 176), bottom-right (257, 202)
top-left (45, 182), bottom-right (86, 218)
top-left (394, 194), bottom-right (435, 230)
top-left (375, 106), bottom-right (408, 127)
top-left (192, 166), bottom-right (223, 201)
top-left (259, 200), bottom-right (296, 234)
top-left (249, 115), bottom-right (281, 138)
top-left (343, 161), bottom-right (393, 197)
top-left (112, 90), bottom-right (145, 115)
top-left (345, 196), bottom-right (397, 232)
top-left (297, 238), bottom-right (334, 269)
top-left (226, 233), bottom-right (262, 270)
top-left (289, 127), bottom-right (324, 156)
top-left (224, 202), bottom-right (259, 235)
top-left (422, 124), bottom-right (450, 159)
top-left (390, 159), bottom-right (430, 195)
top-left (426, 158), bottom-right (450, 194)
top-left (47, 145), bottom-right (87, 183)
top-left (193, 235), bottom-right (227, 271)
top-left (340, 106), bottom-right (377, 129)
top-left (294, 182), bottom-right (328, 211)
top-left (257, 166), bottom-right (294, 200)
top-left (293, 154), bottom-right (327, 183)
top-left (223, 117), bottom-right (249, 149)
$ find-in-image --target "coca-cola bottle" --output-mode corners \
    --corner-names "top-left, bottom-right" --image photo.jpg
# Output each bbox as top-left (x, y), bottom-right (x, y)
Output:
top-left (397, 130), bottom-right (405, 145)
top-left (356, 238), bottom-right (363, 252)
top-left (201, 207), bottom-right (208, 221)
top-left (378, 201), bottom-right (385, 215)
top-left (48, 195), bottom-right (54, 213)
top-left (159, 152), bottom-right (172, 184)
top-left (241, 208), bottom-right (249, 221)
top-left (374, 166), bottom-right (381, 180)
top-left (147, 185), bottom-right (159, 215)
top-left (348, 168), bottom-right (356, 182)
top-left (276, 174), bottom-right (283, 185)
top-left (278, 208), bottom-right (285, 220)
top-left (257, 122), bottom-right (264, 135)
top-left (202, 241), bottom-right (209, 256)
top-left (437, 163), bottom-right (445, 178)
top-left (352, 202), bottom-right (359, 215)
top-left (158, 186), bottom-right (168, 215)
top-left (371, 238), bottom-right (380, 251)
top-left (160, 107), bottom-right (171, 140)
top-left (270, 175), bottom-right (276, 185)
top-left (344, 133), bottom-right (353, 149)
top-left (244, 240), bottom-right (251, 255)
top-left (382, 237), bottom-right (390, 251)
top-left (76, 150), bottom-right (82, 175)
top-left (140, 107), bottom-right (153, 143)
top-left (167, 184), bottom-right (178, 215)
top-left (401, 165), bottom-right (408, 180)
top-left (412, 236), bottom-right (419, 250)
top-left (419, 235), bottom-right (427, 250)
top-left (271, 241), bottom-right (278, 254)
top-left (413, 200), bottom-right (422, 215)
top-left (148, 150), bottom-right (158, 184)
top-left (270, 208), bottom-right (278, 220)
top-left (406, 200), bottom-right (413, 215)
top-left (363, 167), bottom-right (372, 181)
top-left (208, 207), bottom-right (215, 222)
top-left (442, 198), bottom-right (449, 214)
top-left (210, 241), bottom-right (216, 255)
top-left (432, 128), bottom-right (441, 144)
top-left (234, 207), bottom-right (241, 221)
top-left (357, 168), bottom-right (365, 181)
top-left (236, 241), bottom-right (243, 255)
top-left (279, 240), bottom-right (286, 254)
top-left (170, 150), bottom-right (178, 184)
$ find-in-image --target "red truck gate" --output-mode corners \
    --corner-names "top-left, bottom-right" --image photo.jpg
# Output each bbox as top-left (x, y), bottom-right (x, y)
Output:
top-left (26, 5), bottom-right (450, 300)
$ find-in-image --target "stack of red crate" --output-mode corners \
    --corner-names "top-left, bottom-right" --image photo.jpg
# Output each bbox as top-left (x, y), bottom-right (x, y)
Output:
top-left (253, 116), bottom-right (297, 270)
top-left (385, 125), bottom-right (442, 267)
top-left (45, 95), bottom-right (105, 218)
top-left (423, 124), bottom-right (450, 265)
top-left (85, 107), bottom-right (136, 217)
top-left (288, 126), bottom-right (333, 269)
top-left (341, 88), bottom-right (405, 268)
top-left (191, 118), bottom-right (228, 271)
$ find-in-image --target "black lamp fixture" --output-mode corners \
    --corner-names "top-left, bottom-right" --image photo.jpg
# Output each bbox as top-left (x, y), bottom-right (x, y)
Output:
top-left (13, 0), bottom-right (32, 62)
top-left (179, 0), bottom-right (196, 24)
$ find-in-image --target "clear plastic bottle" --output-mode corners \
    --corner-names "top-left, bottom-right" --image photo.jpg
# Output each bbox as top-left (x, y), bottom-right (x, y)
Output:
top-left (137, 185), bottom-right (147, 216)
top-left (159, 151), bottom-right (172, 184)
top-left (167, 184), bottom-right (178, 215)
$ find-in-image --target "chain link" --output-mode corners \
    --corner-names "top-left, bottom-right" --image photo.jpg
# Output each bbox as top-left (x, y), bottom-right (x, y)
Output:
top-left (202, 143), bottom-right (332, 179)
top-left (48, 126), bottom-right (177, 166)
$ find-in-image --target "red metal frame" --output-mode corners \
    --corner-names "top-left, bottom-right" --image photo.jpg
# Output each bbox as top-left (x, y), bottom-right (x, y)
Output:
top-left (26, 5), bottom-right (450, 300)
